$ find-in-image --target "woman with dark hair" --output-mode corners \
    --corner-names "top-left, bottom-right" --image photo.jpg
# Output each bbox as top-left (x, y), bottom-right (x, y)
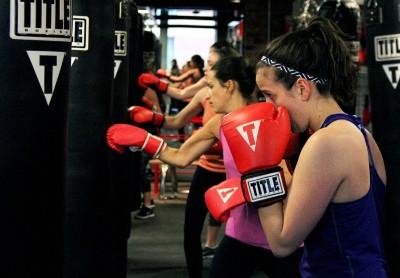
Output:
top-left (137, 42), bottom-right (241, 100)
top-left (108, 56), bottom-right (302, 278)
top-left (170, 58), bottom-right (180, 76)
top-left (159, 54), bottom-right (205, 87)
top-left (131, 42), bottom-right (241, 277)
top-left (254, 17), bottom-right (388, 277)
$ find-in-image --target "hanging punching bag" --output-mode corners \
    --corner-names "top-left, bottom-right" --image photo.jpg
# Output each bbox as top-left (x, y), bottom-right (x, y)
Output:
top-left (0, 1), bottom-right (70, 276)
top-left (318, 0), bottom-right (361, 114)
top-left (108, 1), bottom-right (134, 276)
top-left (128, 1), bottom-right (144, 106)
top-left (65, 0), bottom-right (115, 277)
top-left (365, 1), bottom-right (400, 276)
top-left (126, 1), bottom-right (144, 211)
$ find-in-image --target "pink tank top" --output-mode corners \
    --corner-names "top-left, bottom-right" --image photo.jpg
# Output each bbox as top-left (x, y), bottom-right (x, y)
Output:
top-left (220, 129), bottom-right (270, 249)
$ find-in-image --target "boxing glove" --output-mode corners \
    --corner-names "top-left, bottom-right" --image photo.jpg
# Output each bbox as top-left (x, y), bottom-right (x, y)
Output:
top-left (204, 178), bottom-right (243, 222)
top-left (221, 102), bottom-right (291, 207)
top-left (106, 124), bottom-right (165, 158)
top-left (137, 73), bottom-right (169, 93)
top-left (141, 96), bottom-right (155, 110)
top-left (284, 132), bottom-right (300, 159)
top-left (156, 69), bottom-right (170, 78)
top-left (128, 106), bottom-right (165, 127)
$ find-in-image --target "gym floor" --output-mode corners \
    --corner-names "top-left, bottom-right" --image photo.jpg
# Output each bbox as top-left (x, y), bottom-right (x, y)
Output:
top-left (126, 184), bottom-right (212, 278)
top-left (126, 183), bottom-right (266, 278)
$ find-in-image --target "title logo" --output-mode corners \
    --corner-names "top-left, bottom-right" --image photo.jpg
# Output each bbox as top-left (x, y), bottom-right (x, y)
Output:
top-left (10, 0), bottom-right (71, 41)
top-left (236, 120), bottom-right (261, 151)
top-left (245, 172), bottom-right (285, 202)
top-left (374, 34), bottom-right (400, 62)
top-left (27, 50), bottom-right (66, 105)
top-left (114, 30), bottom-right (127, 56)
top-left (382, 63), bottom-right (400, 89)
top-left (72, 15), bottom-right (89, 51)
top-left (217, 187), bottom-right (238, 203)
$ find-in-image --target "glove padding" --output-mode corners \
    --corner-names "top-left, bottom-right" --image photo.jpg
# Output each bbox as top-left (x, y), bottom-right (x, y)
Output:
top-left (141, 96), bottom-right (155, 110)
top-left (137, 73), bottom-right (169, 93)
top-left (128, 106), bottom-right (165, 127)
top-left (221, 102), bottom-right (291, 174)
top-left (156, 69), bottom-right (170, 78)
top-left (284, 132), bottom-right (299, 159)
top-left (205, 171), bottom-right (287, 223)
top-left (106, 123), bottom-right (165, 158)
top-left (205, 178), bottom-right (244, 222)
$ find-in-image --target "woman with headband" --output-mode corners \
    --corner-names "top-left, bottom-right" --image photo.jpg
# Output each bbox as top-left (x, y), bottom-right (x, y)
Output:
top-left (253, 17), bottom-right (388, 277)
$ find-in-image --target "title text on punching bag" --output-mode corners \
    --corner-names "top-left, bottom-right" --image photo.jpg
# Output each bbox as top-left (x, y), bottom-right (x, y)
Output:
top-left (10, 0), bottom-right (71, 41)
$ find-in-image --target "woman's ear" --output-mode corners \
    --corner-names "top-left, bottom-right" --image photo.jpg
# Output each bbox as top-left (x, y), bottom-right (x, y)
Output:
top-left (296, 78), bottom-right (311, 101)
top-left (226, 80), bottom-right (236, 94)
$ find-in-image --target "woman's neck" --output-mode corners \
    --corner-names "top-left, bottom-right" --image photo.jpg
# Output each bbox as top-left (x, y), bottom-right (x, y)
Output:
top-left (225, 93), bottom-right (249, 114)
top-left (309, 96), bottom-right (344, 131)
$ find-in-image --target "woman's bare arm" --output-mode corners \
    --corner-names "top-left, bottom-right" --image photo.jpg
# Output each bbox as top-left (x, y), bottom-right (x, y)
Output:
top-left (169, 68), bottom-right (198, 82)
top-left (158, 115), bottom-right (222, 168)
top-left (163, 88), bottom-right (209, 130)
top-left (166, 77), bottom-right (208, 100)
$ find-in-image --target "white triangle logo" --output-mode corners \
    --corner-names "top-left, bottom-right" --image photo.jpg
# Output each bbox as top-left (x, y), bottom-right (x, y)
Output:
top-left (382, 63), bottom-right (400, 89)
top-left (114, 60), bottom-right (122, 78)
top-left (236, 120), bottom-right (261, 151)
top-left (27, 51), bottom-right (66, 105)
top-left (71, 56), bottom-right (78, 66)
top-left (217, 187), bottom-right (238, 203)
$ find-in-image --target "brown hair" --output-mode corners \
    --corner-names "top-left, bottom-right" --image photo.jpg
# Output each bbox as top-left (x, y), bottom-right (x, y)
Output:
top-left (257, 17), bottom-right (357, 112)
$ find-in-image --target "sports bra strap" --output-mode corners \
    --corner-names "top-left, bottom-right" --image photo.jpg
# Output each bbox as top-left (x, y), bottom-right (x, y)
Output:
top-left (321, 113), bottom-right (374, 167)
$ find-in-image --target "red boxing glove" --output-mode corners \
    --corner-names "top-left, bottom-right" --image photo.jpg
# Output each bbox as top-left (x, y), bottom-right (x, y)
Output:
top-left (284, 132), bottom-right (300, 159)
top-left (106, 124), bottom-right (165, 158)
top-left (221, 102), bottom-right (291, 207)
top-left (156, 69), bottom-right (170, 78)
top-left (205, 178), bottom-right (244, 222)
top-left (137, 73), bottom-right (168, 93)
top-left (128, 106), bottom-right (165, 127)
top-left (141, 96), bottom-right (155, 110)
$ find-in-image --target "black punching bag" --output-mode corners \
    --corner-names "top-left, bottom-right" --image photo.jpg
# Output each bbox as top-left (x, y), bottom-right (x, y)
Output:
top-left (0, 1), bottom-right (70, 277)
top-left (365, 1), bottom-right (400, 276)
top-left (126, 1), bottom-right (144, 211)
top-left (318, 0), bottom-right (361, 114)
top-left (128, 1), bottom-right (144, 106)
top-left (108, 1), bottom-right (134, 276)
top-left (65, 0), bottom-right (115, 277)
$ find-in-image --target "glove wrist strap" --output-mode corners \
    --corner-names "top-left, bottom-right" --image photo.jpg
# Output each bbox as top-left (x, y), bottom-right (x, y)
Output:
top-left (152, 112), bottom-right (165, 127)
top-left (241, 167), bottom-right (286, 207)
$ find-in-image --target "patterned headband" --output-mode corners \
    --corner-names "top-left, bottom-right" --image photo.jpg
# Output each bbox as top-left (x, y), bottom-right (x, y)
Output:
top-left (260, 56), bottom-right (328, 85)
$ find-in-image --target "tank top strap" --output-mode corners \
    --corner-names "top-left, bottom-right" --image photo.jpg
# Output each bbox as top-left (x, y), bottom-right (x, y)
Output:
top-left (321, 113), bottom-right (375, 167)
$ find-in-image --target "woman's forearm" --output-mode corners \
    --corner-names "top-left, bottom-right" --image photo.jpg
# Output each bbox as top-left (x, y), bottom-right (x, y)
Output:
top-left (258, 203), bottom-right (298, 257)
top-left (166, 78), bottom-right (207, 100)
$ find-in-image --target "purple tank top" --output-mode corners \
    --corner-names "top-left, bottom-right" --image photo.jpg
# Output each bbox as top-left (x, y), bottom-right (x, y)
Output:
top-left (220, 129), bottom-right (270, 249)
top-left (300, 114), bottom-right (388, 277)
